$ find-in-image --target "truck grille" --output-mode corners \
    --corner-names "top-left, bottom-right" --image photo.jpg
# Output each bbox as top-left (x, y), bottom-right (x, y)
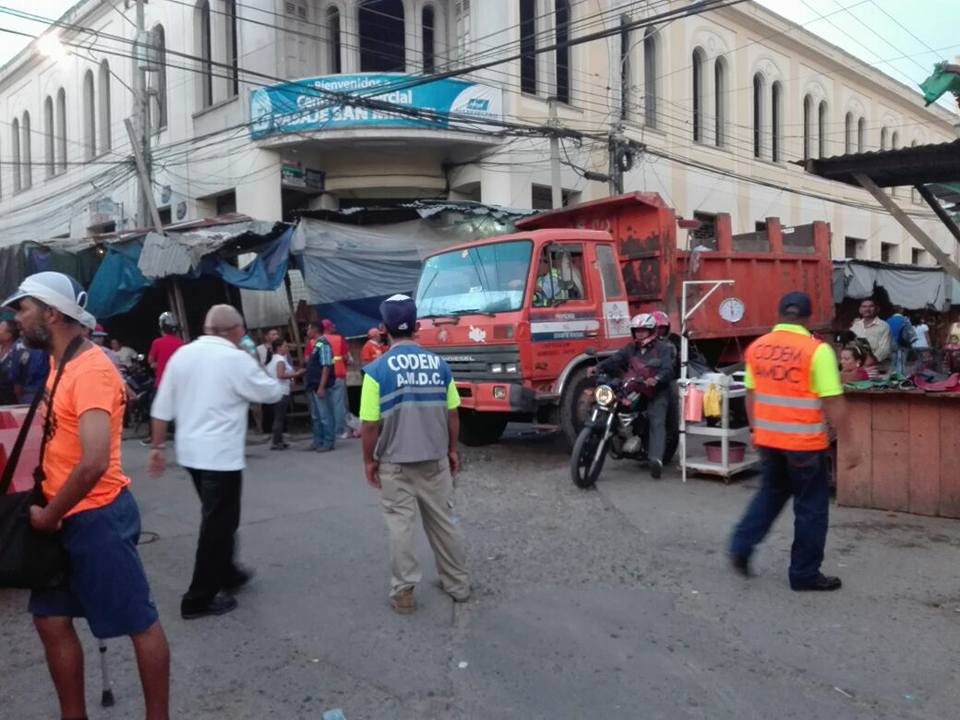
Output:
top-left (436, 345), bottom-right (522, 382)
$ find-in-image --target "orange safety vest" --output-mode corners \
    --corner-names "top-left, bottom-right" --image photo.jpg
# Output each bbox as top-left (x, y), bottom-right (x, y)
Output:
top-left (329, 333), bottom-right (347, 379)
top-left (746, 329), bottom-right (829, 451)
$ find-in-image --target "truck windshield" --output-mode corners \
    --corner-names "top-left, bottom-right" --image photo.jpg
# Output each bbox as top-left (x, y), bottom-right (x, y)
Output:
top-left (417, 240), bottom-right (532, 316)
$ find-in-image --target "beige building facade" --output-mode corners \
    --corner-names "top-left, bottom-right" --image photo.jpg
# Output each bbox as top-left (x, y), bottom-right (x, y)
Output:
top-left (0, 0), bottom-right (955, 266)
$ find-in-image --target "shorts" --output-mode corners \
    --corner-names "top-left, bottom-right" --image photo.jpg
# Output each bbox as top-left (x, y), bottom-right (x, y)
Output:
top-left (29, 488), bottom-right (159, 639)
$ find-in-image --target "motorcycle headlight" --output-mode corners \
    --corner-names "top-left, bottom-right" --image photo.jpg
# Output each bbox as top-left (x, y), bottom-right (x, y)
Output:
top-left (594, 384), bottom-right (615, 406)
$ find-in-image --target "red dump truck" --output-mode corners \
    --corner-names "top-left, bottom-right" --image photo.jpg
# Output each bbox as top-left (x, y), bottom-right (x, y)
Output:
top-left (414, 193), bottom-right (832, 447)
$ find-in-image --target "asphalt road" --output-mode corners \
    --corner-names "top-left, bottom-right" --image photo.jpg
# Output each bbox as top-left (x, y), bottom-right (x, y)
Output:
top-left (1, 428), bottom-right (958, 719)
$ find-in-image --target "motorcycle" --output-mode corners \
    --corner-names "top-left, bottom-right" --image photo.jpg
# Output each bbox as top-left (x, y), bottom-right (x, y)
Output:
top-left (570, 374), bottom-right (679, 489)
top-left (123, 355), bottom-right (155, 437)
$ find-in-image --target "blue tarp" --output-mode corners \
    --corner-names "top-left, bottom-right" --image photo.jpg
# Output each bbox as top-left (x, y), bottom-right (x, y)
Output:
top-left (314, 295), bottom-right (406, 338)
top-left (87, 241), bottom-right (153, 319)
top-left (86, 227), bottom-right (293, 320)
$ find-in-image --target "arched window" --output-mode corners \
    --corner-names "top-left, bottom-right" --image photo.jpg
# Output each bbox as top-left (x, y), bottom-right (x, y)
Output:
top-left (44, 96), bottom-right (55, 178)
top-left (519, 0), bottom-right (536, 94)
top-left (325, 7), bottom-right (342, 74)
top-left (857, 117), bottom-right (865, 152)
top-left (844, 112), bottom-right (853, 154)
top-left (422, 6), bottom-right (435, 74)
top-left (880, 126), bottom-right (888, 150)
top-left (714, 58), bottom-right (726, 148)
top-left (359, 0), bottom-right (406, 72)
top-left (225, 0), bottom-right (239, 96)
top-left (99, 61), bottom-right (112, 152)
top-left (802, 94), bottom-right (813, 160)
top-left (752, 73), bottom-right (764, 158)
top-left (152, 25), bottom-right (168, 130)
top-left (83, 70), bottom-right (96, 160)
top-left (554, 0), bottom-right (571, 104)
top-left (692, 47), bottom-right (706, 143)
top-left (455, 0), bottom-right (471, 63)
top-left (771, 81), bottom-right (782, 162)
top-left (198, 0), bottom-right (213, 108)
top-left (818, 100), bottom-right (828, 158)
top-left (643, 27), bottom-right (657, 127)
top-left (891, 130), bottom-right (899, 150)
top-left (11, 118), bottom-right (21, 193)
top-left (20, 112), bottom-right (31, 190)
top-left (56, 88), bottom-right (67, 174)
top-left (619, 16), bottom-right (631, 121)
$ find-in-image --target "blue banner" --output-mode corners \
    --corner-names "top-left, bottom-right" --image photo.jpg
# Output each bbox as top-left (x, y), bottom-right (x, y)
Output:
top-left (250, 73), bottom-right (503, 139)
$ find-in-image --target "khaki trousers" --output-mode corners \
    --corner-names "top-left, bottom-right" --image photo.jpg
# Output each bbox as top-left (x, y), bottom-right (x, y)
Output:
top-left (379, 459), bottom-right (470, 600)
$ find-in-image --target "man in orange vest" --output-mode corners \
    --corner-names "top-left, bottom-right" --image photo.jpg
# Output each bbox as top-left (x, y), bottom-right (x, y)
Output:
top-left (322, 319), bottom-right (352, 439)
top-left (730, 292), bottom-right (859, 591)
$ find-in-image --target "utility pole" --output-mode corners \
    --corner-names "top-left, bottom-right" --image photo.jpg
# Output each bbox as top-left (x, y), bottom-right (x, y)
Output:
top-left (132, 0), bottom-right (151, 230)
top-left (548, 97), bottom-right (563, 209)
top-left (608, 121), bottom-right (626, 196)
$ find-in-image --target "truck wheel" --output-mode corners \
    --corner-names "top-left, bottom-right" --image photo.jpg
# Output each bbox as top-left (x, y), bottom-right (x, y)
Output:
top-left (459, 410), bottom-right (509, 446)
top-left (559, 367), bottom-right (595, 451)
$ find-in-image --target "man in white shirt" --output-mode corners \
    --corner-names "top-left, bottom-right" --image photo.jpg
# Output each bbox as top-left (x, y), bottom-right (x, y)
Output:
top-left (850, 299), bottom-right (893, 364)
top-left (149, 304), bottom-right (283, 620)
top-left (256, 327), bottom-right (280, 366)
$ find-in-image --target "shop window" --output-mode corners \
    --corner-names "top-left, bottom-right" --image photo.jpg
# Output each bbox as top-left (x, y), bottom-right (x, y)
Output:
top-left (555, 0), bottom-right (571, 104)
top-left (844, 236), bottom-right (865, 259)
top-left (359, 0), bottom-right (406, 72)
top-left (880, 242), bottom-right (897, 263)
top-left (422, 5), bottom-right (435, 74)
top-left (520, 0), bottom-right (536, 94)
top-left (83, 70), bottom-right (96, 160)
top-left (692, 47), bottom-right (706, 143)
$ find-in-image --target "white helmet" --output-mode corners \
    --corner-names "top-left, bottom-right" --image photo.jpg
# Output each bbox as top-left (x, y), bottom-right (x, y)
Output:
top-left (630, 313), bottom-right (656, 331)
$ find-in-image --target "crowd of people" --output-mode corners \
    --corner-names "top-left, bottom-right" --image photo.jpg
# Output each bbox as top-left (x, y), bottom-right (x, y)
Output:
top-left (840, 298), bottom-right (950, 382)
top-left (0, 270), bottom-right (463, 720)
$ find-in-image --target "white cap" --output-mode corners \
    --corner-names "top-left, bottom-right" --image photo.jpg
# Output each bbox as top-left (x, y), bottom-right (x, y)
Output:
top-left (3, 271), bottom-right (90, 324)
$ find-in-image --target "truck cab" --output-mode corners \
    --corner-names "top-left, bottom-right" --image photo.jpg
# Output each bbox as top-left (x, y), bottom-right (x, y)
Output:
top-left (416, 229), bottom-right (632, 446)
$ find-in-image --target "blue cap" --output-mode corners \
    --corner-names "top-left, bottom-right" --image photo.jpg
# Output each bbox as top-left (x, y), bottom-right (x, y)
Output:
top-left (380, 294), bottom-right (417, 334)
top-left (778, 291), bottom-right (813, 318)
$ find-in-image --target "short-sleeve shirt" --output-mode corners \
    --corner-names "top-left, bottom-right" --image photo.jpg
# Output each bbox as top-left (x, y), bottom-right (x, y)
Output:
top-left (359, 341), bottom-right (460, 464)
top-left (744, 323), bottom-right (843, 398)
top-left (149, 334), bottom-right (184, 386)
top-left (266, 354), bottom-right (294, 396)
top-left (42, 345), bottom-right (130, 518)
top-left (304, 337), bottom-right (335, 391)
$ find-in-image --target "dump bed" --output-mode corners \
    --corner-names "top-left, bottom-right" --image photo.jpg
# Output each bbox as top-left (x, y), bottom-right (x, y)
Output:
top-left (516, 193), bottom-right (833, 339)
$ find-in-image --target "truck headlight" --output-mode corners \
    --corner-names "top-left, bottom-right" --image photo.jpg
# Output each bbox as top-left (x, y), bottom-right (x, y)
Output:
top-left (505, 363), bottom-right (518, 374)
top-left (490, 363), bottom-right (503, 373)
top-left (594, 384), bottom-right (615, 406)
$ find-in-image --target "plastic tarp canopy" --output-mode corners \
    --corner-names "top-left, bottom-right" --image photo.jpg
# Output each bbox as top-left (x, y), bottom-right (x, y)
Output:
top-left (294, 214), bottom-right (518, 336)
top-left (832, 260), bottom-right (953, 309)
top-left (87, 227), bottom-right (293, 320)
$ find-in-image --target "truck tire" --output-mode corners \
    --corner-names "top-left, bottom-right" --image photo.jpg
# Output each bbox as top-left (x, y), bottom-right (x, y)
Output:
top-left (559, 367), bottom-right (595, 451)
top-left (459, 410), bottom-right (509, 446)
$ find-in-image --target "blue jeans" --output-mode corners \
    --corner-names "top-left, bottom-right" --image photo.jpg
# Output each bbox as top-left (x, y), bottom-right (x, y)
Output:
top-left (331, 378), bottom-right (347, 436)
top-left (308, 389), bottom-right (336, 450)
top-left (891, 347), bottom-right (908, 376)
top-left (730, 448), bottom-right (830, 585)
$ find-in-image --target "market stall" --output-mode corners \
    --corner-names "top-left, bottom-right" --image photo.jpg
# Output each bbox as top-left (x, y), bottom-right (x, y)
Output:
top-left (838, 389), bottom-right (960, 518)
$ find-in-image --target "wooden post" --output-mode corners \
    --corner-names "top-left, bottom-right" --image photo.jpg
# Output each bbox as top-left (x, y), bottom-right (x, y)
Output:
top-left (854, 172), bottom-right (960, 279)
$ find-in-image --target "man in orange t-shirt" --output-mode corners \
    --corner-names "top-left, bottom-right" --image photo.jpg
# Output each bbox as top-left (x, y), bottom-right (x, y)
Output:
top-left (360, 327), bottom-right (385, 367)
top-left (5, 272), bottom-right (170, 720)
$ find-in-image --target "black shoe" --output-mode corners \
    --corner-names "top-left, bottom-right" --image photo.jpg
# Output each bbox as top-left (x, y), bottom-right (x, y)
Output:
top-left (181, 593), bottom-right (238, 619)
top-left (223, 568), bottom-right (253, 593)
top-left (791, 574), bottom-right (842, 592)
top-left (730, 554), bottom-right (751, 578)
top-left (650, 459), bottom-right (663, 479)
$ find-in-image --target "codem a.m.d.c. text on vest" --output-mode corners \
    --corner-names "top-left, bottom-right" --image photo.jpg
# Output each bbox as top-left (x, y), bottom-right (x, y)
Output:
top-left (746, 328), bottom-right (829, 452)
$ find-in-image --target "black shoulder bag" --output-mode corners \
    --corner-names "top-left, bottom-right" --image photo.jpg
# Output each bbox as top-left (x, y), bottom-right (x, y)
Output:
top-left (0, 335), bottom-right (85, 589)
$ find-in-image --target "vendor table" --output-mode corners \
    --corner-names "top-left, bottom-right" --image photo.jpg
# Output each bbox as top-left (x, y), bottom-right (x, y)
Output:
top-left (838, 389), bottom-right (960, 519)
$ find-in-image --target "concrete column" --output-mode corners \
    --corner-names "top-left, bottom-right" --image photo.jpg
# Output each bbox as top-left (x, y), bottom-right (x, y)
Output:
top-left (344, 2), bottom-right (360, 73)
top-left (481, 165), bottom-right (532, 209)
top-left (237, 150), bottom-right (283, 221)
top-left (403, 0), bottom-right (417, 72)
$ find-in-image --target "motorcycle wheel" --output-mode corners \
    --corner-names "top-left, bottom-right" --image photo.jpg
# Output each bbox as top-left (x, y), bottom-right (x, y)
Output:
top-left (570, 426), bottom-right (608, 489)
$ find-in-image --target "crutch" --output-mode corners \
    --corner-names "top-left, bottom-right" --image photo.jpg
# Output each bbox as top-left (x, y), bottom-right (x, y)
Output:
top-left (98, 639), bottom-right (115, 707)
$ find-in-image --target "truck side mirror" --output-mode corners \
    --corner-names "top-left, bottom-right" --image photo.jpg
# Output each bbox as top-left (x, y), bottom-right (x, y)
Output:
top-left (585, 347), bottom-right (597, 357)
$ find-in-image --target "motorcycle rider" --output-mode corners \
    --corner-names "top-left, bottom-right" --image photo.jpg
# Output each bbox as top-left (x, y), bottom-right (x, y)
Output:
top-left (594, 312), bottom-right (677, 479)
